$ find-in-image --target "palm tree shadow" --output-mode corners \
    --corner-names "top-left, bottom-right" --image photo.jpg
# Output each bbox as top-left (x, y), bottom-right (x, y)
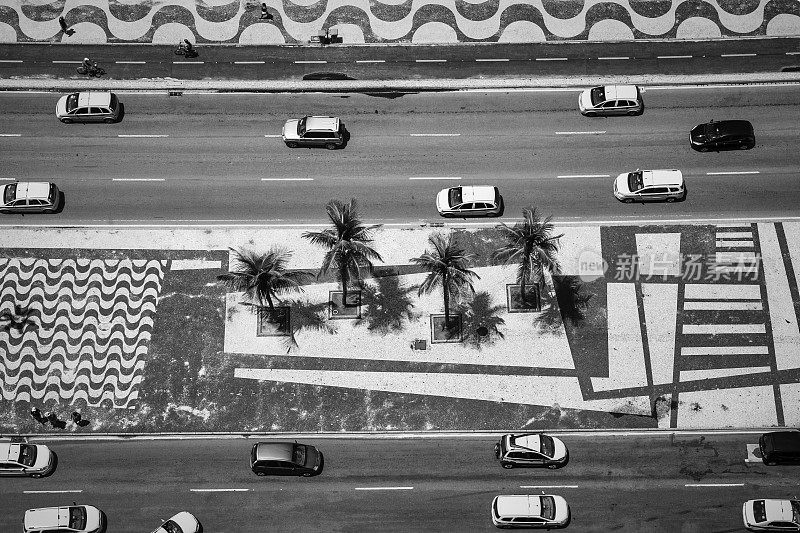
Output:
top-left (282, 298), bottom-right (337, 353)
top-left (459, 291), bottom-right (505, 349)
top-left (535, 275), bottom-right (593, 332)
top-left (355, 272), bottom-right (420, 334)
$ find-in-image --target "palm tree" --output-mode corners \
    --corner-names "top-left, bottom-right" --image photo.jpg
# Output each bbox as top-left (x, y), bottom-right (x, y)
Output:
top-left (217, 247), bottom-right (311, 311)
top-left (492, 207), bottom-right (563, 307)
top-left (302, 198), bottom-right (383, 307)
top-left (411, 232), bottom-right (480, 329)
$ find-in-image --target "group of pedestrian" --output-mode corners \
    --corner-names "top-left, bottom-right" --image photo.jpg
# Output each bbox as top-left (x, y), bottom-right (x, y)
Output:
top-left (30, 407), bottom-right (90, 429)
top-left (58, 16), bottom-right (75, 37)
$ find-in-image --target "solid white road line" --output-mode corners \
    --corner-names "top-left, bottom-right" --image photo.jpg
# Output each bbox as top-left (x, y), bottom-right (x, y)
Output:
top-left (234, 61), bottom-right (265, 64)
top-left (115, 61), bottom-right (145, 64)
top-left (706, 171), bottom-right (760, 175)
top-left (355, 486), bottom-right (414, 491)
top-left (685, 483), bottom-right (745, 487)
top-left (356, 60), bottom-right (386, 63)
top-left (0, 59), bottom-right (23, 63)
top-left (409, 133), bottom-right (461, 137)
top-left (294, 60), bottom-right (326, 64)
top-left (535, 57), bottom-right (568, 61)
top-left (261, 178), bottom-right (314, 181)
top-left (598, 56), bottom-right (629, 60)
top-left (190, 488), bottom-right (250, 492)
top-left (555, 131), bottom-right (606, 135)
top-left (118, 134), bottom-right (169, 138)
top-left (24, 490), bottom-right (83, 494)
top-left (721, 53), bottom-right (757, 58)
top-left (520, 485), bottom-right (579, 489)
top-left (112, 178), bottom-right (166, 182)
top-left (657, 55), bottom-right (692, 59)
top-left (557, 174), bottom-right (611, 179)
top-left (476, 58), bottom-right (510, 62)
top-left (408, 176), bottom-right (461, 180)
top-left (0, 133), bottom-right (21, 136)
top-left (415, 59), bottom-right (446, 63)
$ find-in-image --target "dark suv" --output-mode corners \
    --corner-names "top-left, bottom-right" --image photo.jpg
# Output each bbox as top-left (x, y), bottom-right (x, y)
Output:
top-left (251, 441), bottom-right (323, 476)
top-left (690, 119), bottom-right (755, 151)
top-left (759, 431), bottom-right (800, 466)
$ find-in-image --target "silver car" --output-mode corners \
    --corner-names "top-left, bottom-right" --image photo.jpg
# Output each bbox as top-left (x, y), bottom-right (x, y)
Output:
top-left (56, 91), bottom-right (120, 124)
top-left (613, 169), bottom-right (685, 203)
top-left (579, 85), bottom-right (643, 117)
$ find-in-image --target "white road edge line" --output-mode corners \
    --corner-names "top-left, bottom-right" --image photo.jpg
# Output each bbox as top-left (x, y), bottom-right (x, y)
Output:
top-left (554, 131), bottom-right (606, 135)
top-left (234, 61), bottom-right (265, 64)
top-left (657, 55), bottom-right (692, 59)
top-left (721, 53), bottom-right (757, 58)
top-left (685, 483), bottom-right (745, 487)
top-left (354, 487), bottom-right (414, 491)
top-left (115, 61), bottom-right (145, 64)
top-left (520, 485), bottom-right (579, 489)
top-left (476, 58), bottom-right (510, 62)
top-left (408, 176), bottom-right (462, 180)
top-left (706, 171), bottom-right (760, 175)
top-left (409, 133), bottom-right (461, 137)
top-left (294, 60), bottom-right (326, 64)
top-left (261, 178), bottom-right (314, 181)
top-left (190, 488), bottom-right (250, 492)
top-left (112, 178), bottom-right (166, 182)
top-left (118, 134), bottom-right (169, 138)
top-left (24, 490), bottom-right (83, 494)
top-left (557, 174), bottom-right (611, 179)
top-left (355, 60), bottom-right (386, 63)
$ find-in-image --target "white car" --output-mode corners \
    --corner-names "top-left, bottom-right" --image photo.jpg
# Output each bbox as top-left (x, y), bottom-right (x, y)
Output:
top-left (613, 169), bottom-right (685, 203)
top-left (152, 511), bottom-right (202, 533)
top-left (1, 181), bottom-right (62, 214)
top-left (579, 85), bottom-right (643, 117)
top-left (56, 91), bottom-right (120, 124)
top-left (492, 494), bottom-right (571, 529)
top-left (282, 116), bottom-right (345, 149)
top-left (24, 505), bottom-right (106, 533)
top-left (743, 499), bottom-right (800, 531)
top-left (0, 442), bottom-right (56, 477)
top-left (436, 186), bottom-right (503, 218)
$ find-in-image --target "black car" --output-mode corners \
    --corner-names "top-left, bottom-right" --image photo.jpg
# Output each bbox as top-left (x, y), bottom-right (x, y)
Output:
top-left (759, 430), bottom-right (800, 466)
top-left (690, 119), bottom-right (755, 151)
top-left (250, 441), bottom-right (323, 476)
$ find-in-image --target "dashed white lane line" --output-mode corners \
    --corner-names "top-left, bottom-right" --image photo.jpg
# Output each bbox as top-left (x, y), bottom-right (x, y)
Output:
top-left (557, 174), bottom-right (611, 179)
top-left (52, 60), bottom-right (82, 64)
top-left (555, 131), bottom-right (606, 135)
top-left (685, 483), bottom-right (745, 487)
top-left (0, 133), bottom-right (21, 136)
top-left (294, 60), bottom-right (327, 64)
top-left (0, 177), bottom-right (16, 180)
top-left (787, 51), bottom-right (800, 55)
top-left (356, 60), bottom-right (385, 63)
top-left (721, 53), bottom-right (757, 58)
top-left (115, 61), bottom-right (145, 64)
top-left (657, 55), bottom-right (693, 59)
top-left (0, 59), bottom-right (23, 63)
top-left (410, 133), bottom-right (461, 137)
top-left (261, 178), bottom-right (314, 181)
top-left (598, 56), bottom-right (629, 60)
top-left (415, 59), bottom-right (447, 63)
top-left (190, 488), bottom-right (250, 492)
top-left (355, 486), bottom-right (414, 491)
top-left (112, 178), bottom-right (166, 182)
top-left (535, 57), bottom-right (568, 61)
top-left (264, 134), bottom-right (282, 138)
top-left (408, 176), bottom-right (462, 180)
top-left (706, 171), bottom-right (760, 175)
top-left (173, 61), bottom-right (204, 65)
top-left (118, 134), bottom-right (168, 138)
top-left (476, 58), bottom-right (510, 62)
top-left (24, 490), bottom-right (83, 494)
top-left (234, 61), bottom-right (265, 64)
top-left (520, 485), bottom-right (579, 489)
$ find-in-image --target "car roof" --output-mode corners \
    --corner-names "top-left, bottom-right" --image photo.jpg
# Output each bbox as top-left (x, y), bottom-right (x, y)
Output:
top-left (495, 495), bottom-right (542, 517)
top-left (710, 119), bottom-right (753, 134)
top-left (511, 434), bottom-right (542, 451)
top-left (460, 186), bottom-right (496, 203)
top-left (77, 91), bottom-right (112, 107)
top-left (24, 507), bottom-right (69, 528)
top-left (304, 116), bottom-right (338, 131)
top-left (11, 182), bottom-right (51, 200)
top-left (764, 499), bottom-right (795, 522)
top-left (255, 442), bottom-right (294, 461)
top-left (642, 169), bottom-right (683, 187)
top-left (605, 85), bottom-right (638, 100)
top-left (1, 442), bottom-right (22, 460)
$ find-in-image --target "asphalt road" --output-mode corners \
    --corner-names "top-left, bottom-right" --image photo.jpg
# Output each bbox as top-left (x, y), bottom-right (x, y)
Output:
top-left (1, 433), bottom-right (798, 532)
top-left (0, 85), bottom-right (798, 225)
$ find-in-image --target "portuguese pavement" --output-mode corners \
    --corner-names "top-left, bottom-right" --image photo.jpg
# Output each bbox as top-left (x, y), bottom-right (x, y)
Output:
top-left (1, 220), bottom-right (799, 434)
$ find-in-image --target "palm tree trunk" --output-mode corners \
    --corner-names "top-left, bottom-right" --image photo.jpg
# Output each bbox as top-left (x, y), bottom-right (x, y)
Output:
top-left (443, 276), bottom-right (450, 329)
top-left (340, 265), bottom-right (349, 308)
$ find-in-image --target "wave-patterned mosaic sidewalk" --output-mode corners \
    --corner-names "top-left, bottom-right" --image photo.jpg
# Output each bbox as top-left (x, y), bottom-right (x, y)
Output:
top-left (0, 258), bottom-right (165, 409)
top-left (0, 0), bottom-right (797, 44)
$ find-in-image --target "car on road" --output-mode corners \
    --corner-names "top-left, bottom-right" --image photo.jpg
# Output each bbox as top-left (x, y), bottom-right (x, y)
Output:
top-left (690, 119), bottom-right (755, 151)
top-left (251, 441), bottom-right (323, 476)
top-left (491, 494), bottom-right (571, 529)
top-left (1, 181), bottom-right (62, 214)
top-left (743, 499), bottom-right (800, 531)
top-left (759, 430), bottom-right (800, 465)
top-left (0, 442), bottom-right (57, 477)
top-left (436, 185), bottom-right (503, 217)
top-left (151, 511), bottom-right (202, 533)
top-left (613, 169), bottom-right (685, 203)
top-left (578, 85), bottom-right (643, 117)
top-left (495, 433), bottom-right (568, 469)
top-left (282, 115), bottom-right (346, 149)
top-left (24, 504), bottom-right (106, 533)
top-left (56, 91), bottom-right (120, 124)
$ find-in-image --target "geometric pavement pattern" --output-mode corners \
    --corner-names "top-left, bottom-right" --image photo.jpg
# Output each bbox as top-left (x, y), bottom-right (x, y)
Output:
top-left (0, 258), bottom-right (165, 409)
top-left (0, 0), bottom-right (798, 44)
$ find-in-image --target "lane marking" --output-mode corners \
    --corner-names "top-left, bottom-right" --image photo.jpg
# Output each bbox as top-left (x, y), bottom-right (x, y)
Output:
top-left (706, 171), bottom-right (760, 175)
top-left (555, 131), bottom-right (606, 135)
top-left (685, 483), bottom-right (745, 487)
top-left (52, 60), bottom-right (82, 64)
top-left (0, 59), bottom-right (23, 63)
top-left (234, 61), bottom-right (265, 64)
top-left (0, 133), bottom-right (22, 136)
top-left (261, 178), bottom-right (314, 181)
top-left (118, 134), bottom-right (169, 138)
top-left (408, 176), bottom-right (461, 180)
top-left (657, 55), bottom-right (692, 59)
top-left (787, 51), bottom-right (800, 55)
top-left (535, 57), bottom-right (568, 61)
top-left (24, 490), bottom-right (83, 494)
top-left (173, 61), bottom-right (204, 65)
top-left (294, 60), bottom-right (326, 64)
top-left (557, 174), bottom-right (611, 179)
top-left (415, 59), bottom-right (447, 63)
top-left (0, 177), bottom-right (16, 180)
top-left (721, 53), bottom-right (757, 58)
top-left (520, 485), bottom-right (579, 489)
top-left (355, 486), bottom-right (414, 491)
top-left (476, 58), bottom-right (510, 62)
top-left (264, 134), bottom-right (282, 138)
top-left (355, 60), bottom-right (385, 63)
top-left (598, 56), bottom-right (629, 60)
top-left (112, 178), bottom-right (166, 182)
top-left (410, 133), bottom-right (461, 137)
top-left (115, 61), bottom-right (145, 64)
top-left (190, 488), bottom-right (250, 492)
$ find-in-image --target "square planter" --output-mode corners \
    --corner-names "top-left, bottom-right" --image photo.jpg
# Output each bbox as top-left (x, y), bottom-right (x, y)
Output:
top-left (430, 313), bottom-right (463, 343)
top-left (256, 306), bottom-right (290, 336)
top-left (329, 290), bottom-right (361, 320)
top-left (506, 284), bottom-right (541, 312)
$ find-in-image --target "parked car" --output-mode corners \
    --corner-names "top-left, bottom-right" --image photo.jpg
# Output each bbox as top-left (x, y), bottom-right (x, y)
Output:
top-left (495, 433), bottom-right (568, 469)
top-left (690, 119), bottom-right (755, 151)
top-left (56, 91), bottom-right (120, 124)
top-left (578, 85), bottom-right (643, 117)
top-left (613, 169), bottom-right (685, 203)
top-left (282, 116), bottom-right (345, 149)
top-left (743, 499), bottom-right (800, 531)
top-left (759, 430), bottom-right (800, 465)
top-left (151, 511), bottom-right (202, 533)
top-left (491, 494), bottom-right (571, 529)
top-left (0, 442), bottom-right (57, 477)
top-left (24, 504), bottom-right (106, 533)
top-left (436, 185), bottom-right (503, 217)
top-left (1, 181), bottom-right (62, 214)
top-left (251, 441), bottom-right (323, 476)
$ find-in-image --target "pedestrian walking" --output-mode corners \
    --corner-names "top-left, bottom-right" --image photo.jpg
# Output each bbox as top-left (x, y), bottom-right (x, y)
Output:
top-left (46, 412), bottom-right (67, 429)
top-left (58, 16), bottom-right (75, 36)
top-left (30, 407), bottom-right (48, 425)
top-left (71, 411), bottom-right (90, 427)
top-left (260, 3), bottom-right (273, 20)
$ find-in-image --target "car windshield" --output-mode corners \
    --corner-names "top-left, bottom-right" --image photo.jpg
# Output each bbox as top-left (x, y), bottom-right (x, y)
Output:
top-left (447, 187), bottom-right (463, 208)
top-left (18, 444), bottom-right (37, 466)
top-left (160, 520), bottom-right (183, 533)
top-left (540, 435), bottom-right (555, 457)
top-left (753, 500), bottom-right (766, 523)
top-left (66, 93), bottom-right (79, 112)
top-left (297, 117), bottom-right (307, 135)
top-left (540, 496), bottom-right (556, 520)
top-left (69, 507), bottom-right (87, 530)
top-left (627, 171), bottom-right (644, 193)
top-left (110, 93), bottom-right (118, 111)
top-left (3, 183), bottom-right (16, 203)
top-left (292, 444), bottom-right (307, 466)
top-left (590, 87), bottom-right (606, 105)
